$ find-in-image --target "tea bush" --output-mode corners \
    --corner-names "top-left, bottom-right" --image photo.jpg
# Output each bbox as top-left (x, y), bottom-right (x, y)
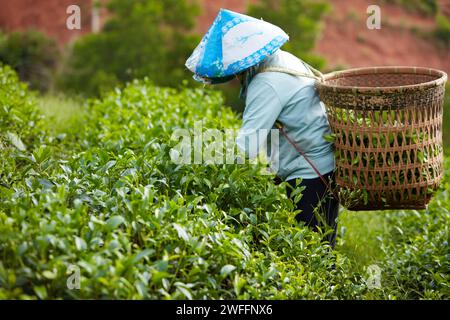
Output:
top-left (377, 160), bottom-right (450, 299)
top-left (0, 66), bottom-right (448, 299)
top-left (247, 0), bottom-right (329, 69)
top-left (58, 0), bottom-right (200, 97)
top-left (0, 65), bottom-right (50, 190)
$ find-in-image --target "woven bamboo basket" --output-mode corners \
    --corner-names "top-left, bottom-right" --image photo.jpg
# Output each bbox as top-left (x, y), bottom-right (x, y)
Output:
top-left (316, 66), bottom-right (447, 211)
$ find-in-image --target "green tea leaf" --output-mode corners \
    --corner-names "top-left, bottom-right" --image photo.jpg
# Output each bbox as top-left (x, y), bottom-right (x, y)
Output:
top-left (220, 264), bottom-right (236, 277)
top-left (7, 132), bottom-right (26, 151)
top-left (106, 216), bottom-right (125, 230)
top-left (173, 223), bottom-right (189, 241)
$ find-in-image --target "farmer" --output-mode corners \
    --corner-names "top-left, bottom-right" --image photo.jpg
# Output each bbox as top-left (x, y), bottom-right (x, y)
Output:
top-left (186, 9), bottom-right (339, 247)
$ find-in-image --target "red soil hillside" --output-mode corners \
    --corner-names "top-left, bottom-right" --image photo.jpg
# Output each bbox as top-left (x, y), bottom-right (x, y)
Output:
top-left (1, 0), bottom-right (448, 75)
top-left (314, 0), bottom-right (450, 74)
top-left (0, 0), bottom-right (95, 45)
top-left (198, 0), bottom-right (449, 75)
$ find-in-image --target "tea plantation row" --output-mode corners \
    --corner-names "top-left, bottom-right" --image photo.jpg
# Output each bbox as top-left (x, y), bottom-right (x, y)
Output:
top-left (0, 65), bottom-right (448, 299)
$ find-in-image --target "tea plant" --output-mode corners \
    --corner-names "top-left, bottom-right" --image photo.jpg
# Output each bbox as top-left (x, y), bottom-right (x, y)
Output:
top-left (0, 65), bottom-right (448, 299)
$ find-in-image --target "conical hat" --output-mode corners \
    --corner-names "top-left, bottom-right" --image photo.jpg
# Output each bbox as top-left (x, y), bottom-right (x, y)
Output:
top-left (186, 9), bottom-right (289, 83)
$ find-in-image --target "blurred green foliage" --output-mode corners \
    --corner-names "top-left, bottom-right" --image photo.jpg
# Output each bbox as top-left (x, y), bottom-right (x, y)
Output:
top-left (37, 94), bottom-right (85, 136)
top-left (444, 84), bottom-right (450, 155)
top-left (384, 0), bottom-right (438, 16)
top-left (247, 0), bottom-right (330, 70)
top-left (434, 14), bottom-right (450, 48)
top-left (58, 0), bottom-right (200, 96)
top-left (0, 30), bottom-right (59, 92)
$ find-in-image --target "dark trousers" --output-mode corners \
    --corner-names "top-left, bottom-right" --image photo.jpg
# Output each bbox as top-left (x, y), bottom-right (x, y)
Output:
top-left (277, 171), bottom-right (339, 248)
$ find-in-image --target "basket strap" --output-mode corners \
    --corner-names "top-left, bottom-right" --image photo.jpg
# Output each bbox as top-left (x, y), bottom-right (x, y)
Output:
top-left (275, 122), bottom-right (339, 202)
top-left (259, 65), bottom-right (336, 198)
top-left (259, 64), bottom-right (324, 82)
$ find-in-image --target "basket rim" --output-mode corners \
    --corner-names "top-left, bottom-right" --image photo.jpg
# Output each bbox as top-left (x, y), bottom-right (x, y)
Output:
top-left (316, 66), bottom-right (448, 94)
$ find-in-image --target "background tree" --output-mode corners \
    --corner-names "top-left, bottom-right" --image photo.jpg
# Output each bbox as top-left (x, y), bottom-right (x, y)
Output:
top-left (247, 0), bottom-right (330, 69)
top-left (0, 30), bottom-right (59, 92)
top-left (59, 0), bottom-right (200, 96)
top-left (219, 0), bottom-right (331, 112)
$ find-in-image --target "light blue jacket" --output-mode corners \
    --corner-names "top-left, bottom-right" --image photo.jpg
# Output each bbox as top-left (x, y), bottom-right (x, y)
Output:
top-left (236, 50), bottom-right (335, 180)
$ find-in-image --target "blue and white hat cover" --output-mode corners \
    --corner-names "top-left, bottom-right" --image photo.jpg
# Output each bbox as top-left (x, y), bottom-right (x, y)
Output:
top-left (186, 9), bottom-right (289, 84)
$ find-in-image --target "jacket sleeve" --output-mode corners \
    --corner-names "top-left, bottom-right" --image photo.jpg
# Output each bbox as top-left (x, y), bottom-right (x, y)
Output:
top-left (236, 78), bottom-right (283, 159)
